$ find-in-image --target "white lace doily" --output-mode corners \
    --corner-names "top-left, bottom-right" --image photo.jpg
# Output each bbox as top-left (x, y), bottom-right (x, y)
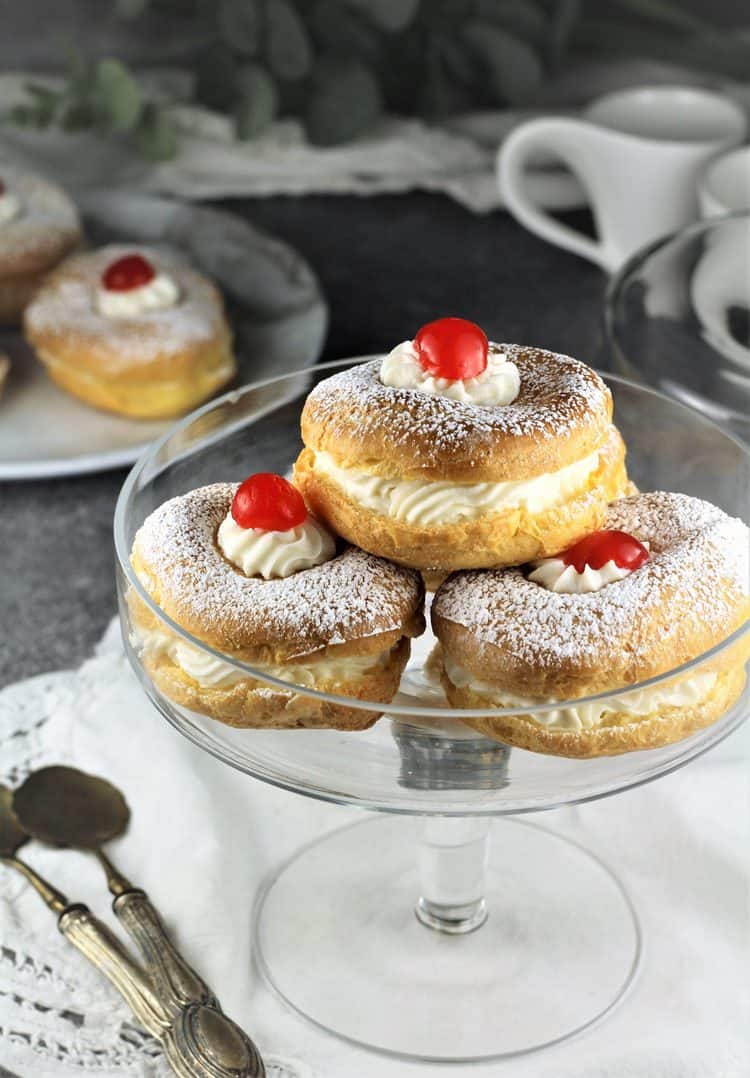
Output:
top-left (0, 662), bottom-right (313, 1078)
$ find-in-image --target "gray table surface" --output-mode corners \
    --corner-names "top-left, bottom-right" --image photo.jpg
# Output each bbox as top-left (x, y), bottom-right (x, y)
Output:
top-left (0, 195), bottom-right (604, 687)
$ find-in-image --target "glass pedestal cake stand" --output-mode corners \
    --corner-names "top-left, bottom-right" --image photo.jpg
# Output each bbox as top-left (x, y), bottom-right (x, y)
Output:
top-left (114, 361), bottom-right (750, 1064)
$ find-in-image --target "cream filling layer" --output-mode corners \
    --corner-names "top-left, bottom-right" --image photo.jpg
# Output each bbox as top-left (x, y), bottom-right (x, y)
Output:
top-left (313, 448), bottom-right (600, 526)
top-left (443, 654), bottom-right (717, 732)
top-left (136, 625), bottom-right (393, 690)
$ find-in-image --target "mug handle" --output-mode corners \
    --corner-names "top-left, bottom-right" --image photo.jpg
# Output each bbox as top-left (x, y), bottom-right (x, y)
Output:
top-left (498, 117), bottom-right (614, 271)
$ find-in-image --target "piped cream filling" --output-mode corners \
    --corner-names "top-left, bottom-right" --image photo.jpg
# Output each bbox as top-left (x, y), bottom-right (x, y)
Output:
top-left (443, 654), bottom-right (717, 732)
top-left (217, 511), bottom-right (335, 580)
top-left (96, 273), bottom-right (180, 319)
top-left (135, 625), bottom-right (393, 690)
top-left (379, 340), bottom-right (521, 405)
top-left (313, 448), bottom-right (600, 527)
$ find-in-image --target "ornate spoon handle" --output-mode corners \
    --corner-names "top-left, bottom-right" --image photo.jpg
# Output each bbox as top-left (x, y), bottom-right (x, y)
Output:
top-left (5, 853), bottom-right (264, 1076)
top-left (113, 889), bottom-right (265, 1077)
top-left (58, 904), bottom-right (169, 1037)
top-left (114, 889), bottom-right (218, 1010)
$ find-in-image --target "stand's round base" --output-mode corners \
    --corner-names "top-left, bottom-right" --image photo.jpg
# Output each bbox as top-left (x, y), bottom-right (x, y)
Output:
top-left (254, 816), bottom-right (642, 1062)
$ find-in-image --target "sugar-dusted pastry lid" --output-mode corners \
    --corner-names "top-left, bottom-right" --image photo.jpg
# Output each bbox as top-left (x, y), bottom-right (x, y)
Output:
top-left (432, 491), bottom-right (750, 700)
top-left (131, 482), bottom-right (425, 662)
top-left (300, 347), bottom-right (614, 483)
top-left (24, 243), bottom-right (232, 383)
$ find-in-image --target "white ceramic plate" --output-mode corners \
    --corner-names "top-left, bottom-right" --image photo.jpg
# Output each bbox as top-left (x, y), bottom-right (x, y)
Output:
top-left (0, 192), bottom-right (327, 480)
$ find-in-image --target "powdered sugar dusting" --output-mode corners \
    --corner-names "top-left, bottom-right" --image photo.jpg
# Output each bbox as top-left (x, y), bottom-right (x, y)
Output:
top-left (25, 244), bottom-right (227, 365)
top-left (0, 166), bottom-right (80, 273)
top-left (133, 483), bottom-right (423, 655)
top-left (305, 347), bottom-right (610, 458)
top-left (434, 492), bottom-right (749, 669)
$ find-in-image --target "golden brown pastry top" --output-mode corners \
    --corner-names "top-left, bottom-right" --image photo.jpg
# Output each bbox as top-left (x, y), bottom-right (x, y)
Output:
top-left (24, 244), bottom-right (229, 379)
top-left (432, 492), bottom-right (750, 698)
top-left (132, 483), bottom-right (425, 661)
top-left (0, 168), bottom-right (81, 278)
top-left (301, 347), bottom-right (613, 482)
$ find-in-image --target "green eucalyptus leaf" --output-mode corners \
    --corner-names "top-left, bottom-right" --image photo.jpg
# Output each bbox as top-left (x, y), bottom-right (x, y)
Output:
top-left (267, 0), bottom-right (313, 80)
top-left (22, 84), bottom-right (61, 127)
top-left (474, 0), bottom-right (547, 46)
top-left (310, 0), bottom-right (381, 63)
top-left (346, 0), bottom-right (419, 32)
top-left (61, 101), bottom-right (96, 131)
top-left (235, 63), bottom-right (279, 138)
top-left (306, 56), bottom-right (382, 145)
top-left (218, 0), bottom-right (261, 56)
top-left (9, 104), bottom-right (33, 128)
top-left (195, 41), bottom-right (239, 110)
top-left (135, 104), bottom-right (178, 160)
top-left (611, 0), bottom-right (710, 34)
top-left (116, 0), bottom-right (151, 17)
top-left (462, 21), bottom-right (542, 104)
top-left (439, 0), bottom-right (474, 20)
top-left (64, 49), bottom-right (95, 99)
top-left (548, 0), bottom-right (580, 63)
top-left (26, 83), bottom-right (61, 106)
top-left (94, 58), bottom-right (143, 132)
top-left (439, 36), bottom-right (475, 85)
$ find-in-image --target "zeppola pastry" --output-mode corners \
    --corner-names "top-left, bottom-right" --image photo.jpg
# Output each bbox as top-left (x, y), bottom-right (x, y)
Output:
top-left (130, 473), bottom-right (424, 729)
top-left (0, 166), bottom-right (81, 324)
top-left (24, 244), bottom-right (236, 418)
top-left (295, 317), bottom-right (630, 572)
top-left (432, 492), bottom-right (750, 757)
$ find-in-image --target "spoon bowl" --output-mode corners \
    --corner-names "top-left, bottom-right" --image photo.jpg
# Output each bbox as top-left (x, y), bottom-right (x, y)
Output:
top-left (13, 765), bottom-right (130, 849)
top-left (0, 784), bottom-right (29, 857)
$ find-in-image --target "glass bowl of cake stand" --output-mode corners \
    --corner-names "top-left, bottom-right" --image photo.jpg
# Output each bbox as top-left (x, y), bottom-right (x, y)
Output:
top-left (114, 360), bottom-right (750, 1065)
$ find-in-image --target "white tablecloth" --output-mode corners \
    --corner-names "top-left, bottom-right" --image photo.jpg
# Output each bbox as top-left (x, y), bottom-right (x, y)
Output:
top-left (0, 620), bottom-right (748, 1077)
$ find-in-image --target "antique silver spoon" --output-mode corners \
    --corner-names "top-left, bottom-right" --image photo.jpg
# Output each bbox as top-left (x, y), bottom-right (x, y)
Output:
top-left (13, 767), bottom-right (265, 1078)
top-left (0, 784), bottom-right (169, 1037)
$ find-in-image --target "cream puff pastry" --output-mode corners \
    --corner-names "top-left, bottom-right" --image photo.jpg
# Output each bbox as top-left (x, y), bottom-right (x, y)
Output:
top-left (432, 492), bottom-right (749, 757)
top-left (24, 244), bottom-right (236, 418)
top-left (0, 167), bottom-right (81, 324)
top-left (130, 473), bottom-right (424, 729)
top-left (295, 318), bottom-right (630, 572)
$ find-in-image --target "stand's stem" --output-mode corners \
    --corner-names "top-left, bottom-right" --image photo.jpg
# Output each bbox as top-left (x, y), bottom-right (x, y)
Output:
top-left (415, 816), bottom-right (491, 934)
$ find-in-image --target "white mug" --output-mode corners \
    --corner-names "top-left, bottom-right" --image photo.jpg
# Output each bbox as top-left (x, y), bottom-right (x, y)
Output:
top-left (698, 145), bottom-right (750, 217)
top-left (498, 86), bottom-right (747, 273)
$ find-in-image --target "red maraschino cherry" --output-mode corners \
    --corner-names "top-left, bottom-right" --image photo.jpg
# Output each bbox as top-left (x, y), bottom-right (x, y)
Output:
top-left (231, 473), bottom-right (308, 532)
top-left (414, 317), bottom-right (488, 381)
top-left (102, 253), bottom-right (156, 292)
top-left (562, 530), bottom-right (649, 574)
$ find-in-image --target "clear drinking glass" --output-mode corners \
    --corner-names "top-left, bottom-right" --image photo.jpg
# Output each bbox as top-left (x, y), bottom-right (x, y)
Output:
top-left (606, 213), bottom-right (750, 442)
